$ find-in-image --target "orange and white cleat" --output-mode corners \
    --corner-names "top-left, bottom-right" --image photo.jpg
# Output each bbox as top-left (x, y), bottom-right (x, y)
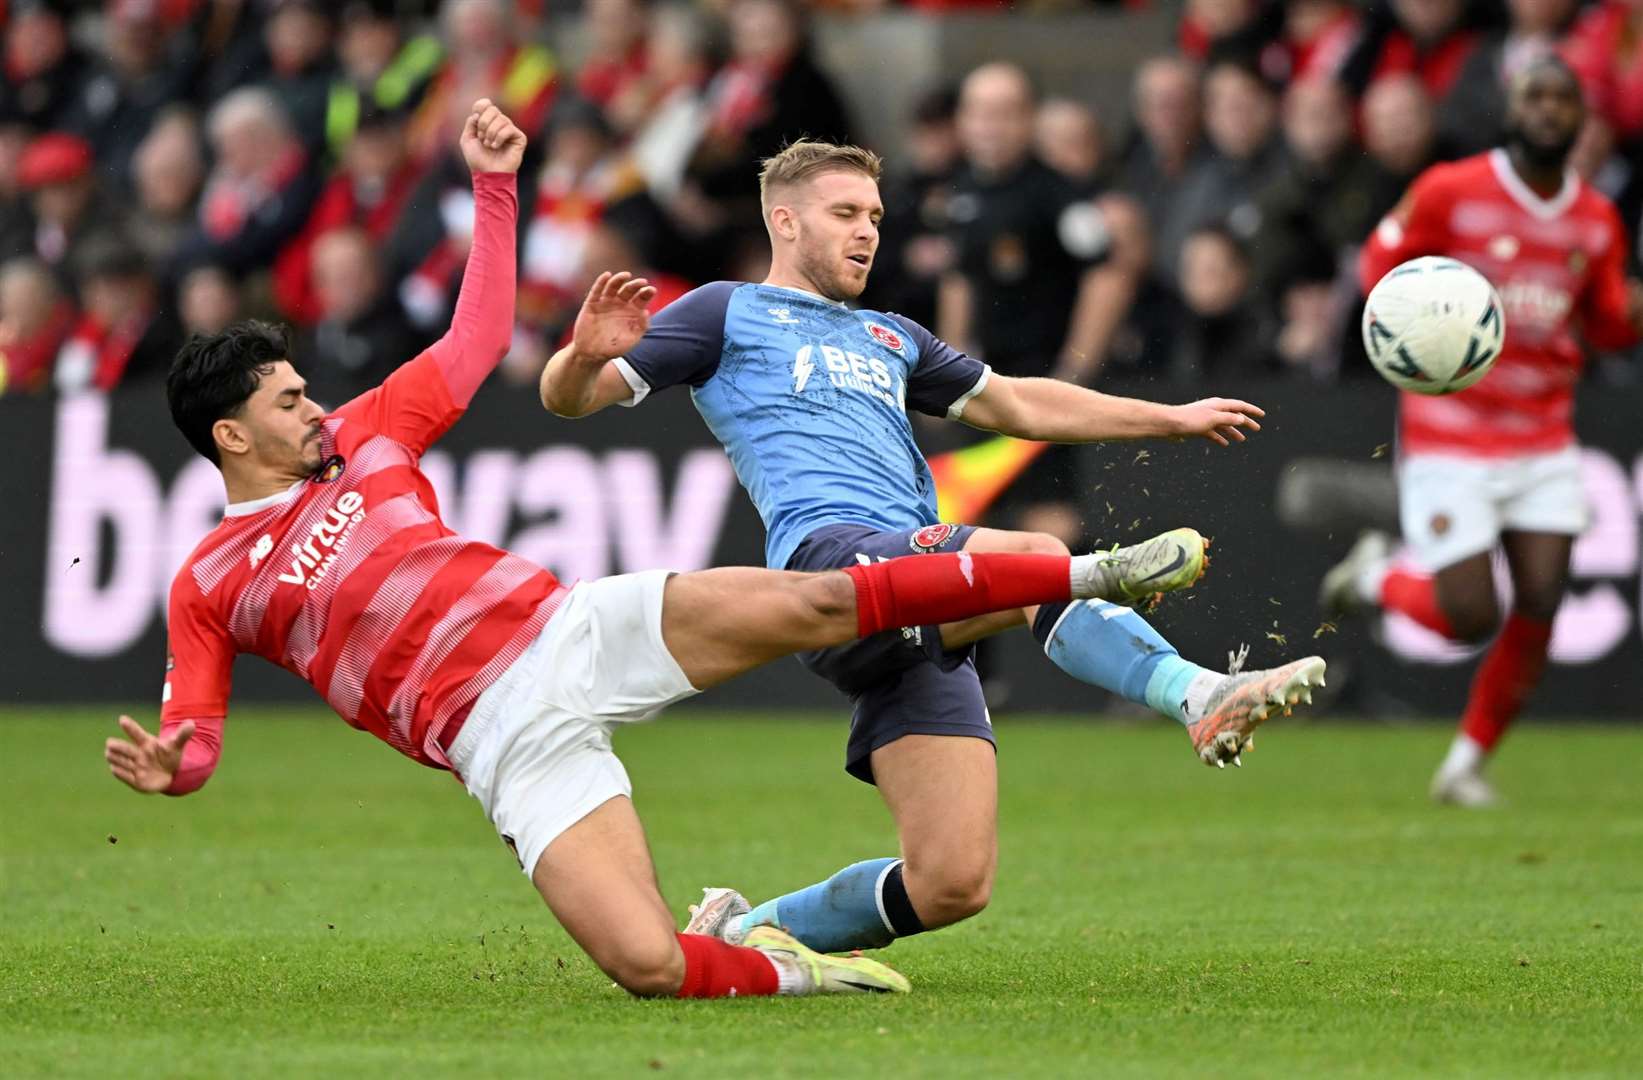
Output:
top-left (1186, 656), bottom-right (1327, 768)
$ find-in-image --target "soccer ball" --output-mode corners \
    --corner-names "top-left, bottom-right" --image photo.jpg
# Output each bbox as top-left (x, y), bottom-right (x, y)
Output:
top-left (1361, 256), bottom-right (1505, 395)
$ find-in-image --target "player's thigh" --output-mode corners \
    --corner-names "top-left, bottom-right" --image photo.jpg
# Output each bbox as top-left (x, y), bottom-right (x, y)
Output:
top-left (659, 566), bottom-right (855, 690)
top-left (1501, 530), bottom-right (1574, 620)
top-left (531, 795), bottom-right (683, 996)
top-left (938, 527), bottom-right (1072, 648)
top-left (871, 733), bottom-right (999, 905)
top-left (1432, 551), bottom-right (1499, 642)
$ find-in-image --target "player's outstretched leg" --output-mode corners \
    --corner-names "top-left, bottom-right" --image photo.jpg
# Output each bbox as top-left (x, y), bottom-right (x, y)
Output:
top-left (532, 795), bottom-right (907, 996)
top-left (659, 536), bottom-right (1203, 691)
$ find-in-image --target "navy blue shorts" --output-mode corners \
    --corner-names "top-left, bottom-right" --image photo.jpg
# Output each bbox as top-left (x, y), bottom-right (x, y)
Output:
top-left (787, 522), bottom-right (994, 784)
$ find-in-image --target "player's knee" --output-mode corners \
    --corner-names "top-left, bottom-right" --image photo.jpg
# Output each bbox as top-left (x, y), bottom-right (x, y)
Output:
top-left (796, 571), bottom-right (858, 630)
top-left (1513, 585), bottom-right (1564, 624)
top-left (908, 860), bottom-right (994, 927)
top-left (604, 937), bottom-right (686, 998)
top-left (1447, 601), bottom-right (1500, 645)
top-left (1013, 531), bottom-right (1071, 558)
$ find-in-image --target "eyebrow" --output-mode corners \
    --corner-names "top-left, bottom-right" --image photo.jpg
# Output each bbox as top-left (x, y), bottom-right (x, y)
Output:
top-left (276, 385), bottom-right (305, 399)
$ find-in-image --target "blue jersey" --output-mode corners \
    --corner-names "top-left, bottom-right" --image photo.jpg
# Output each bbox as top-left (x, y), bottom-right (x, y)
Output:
top-left (617, 282), bottom-right (991, 569)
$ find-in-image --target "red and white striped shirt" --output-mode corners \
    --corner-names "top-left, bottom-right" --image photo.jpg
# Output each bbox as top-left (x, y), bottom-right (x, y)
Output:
top-left (1360, 150), bottom-right (1637, 457)
top-left (159, 173), bottom-right (559, 790)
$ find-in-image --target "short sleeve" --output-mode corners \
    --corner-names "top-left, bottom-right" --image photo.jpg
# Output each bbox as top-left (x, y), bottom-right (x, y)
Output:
top-left (161, 577), bottom-right (234, 724)
top-left (1359, 164), bottom-right (1455, 292)
top-left (892, 314), bottom-right (991, 419)
top-left (615, 281), bottom-right (736, 404)
top-left (328, 350), bottom-right (461, 457)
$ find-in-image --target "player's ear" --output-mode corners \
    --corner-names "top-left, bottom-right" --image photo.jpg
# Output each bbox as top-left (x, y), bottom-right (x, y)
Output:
top-left (213, 417), bottom-right (251, 460)
top-left (770, 204), bottom-right (799, 241)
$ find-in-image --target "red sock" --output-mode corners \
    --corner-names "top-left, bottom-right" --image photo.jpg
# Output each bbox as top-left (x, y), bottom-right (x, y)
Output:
top-left (674, 933), bottom-right (779, 998)
top-left (1459, 612), bottom-right (1551, 752)
top-left (844, 552), bottom-right (1071, 637)
top-left (1379, 567), bottom-right (1455, 638)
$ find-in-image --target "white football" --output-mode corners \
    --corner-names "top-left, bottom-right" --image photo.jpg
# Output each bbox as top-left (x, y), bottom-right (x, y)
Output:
top-left (1362, 256), bottom-right (1505, 395)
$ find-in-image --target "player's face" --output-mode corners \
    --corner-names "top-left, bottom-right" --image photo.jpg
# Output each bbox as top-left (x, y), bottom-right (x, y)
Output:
top-left (232, 361), bottom-right (326, 476)
top-left (793, 170), bottom-right (883, 301)
top-left (1506, 66), bottom-right (1583, 167)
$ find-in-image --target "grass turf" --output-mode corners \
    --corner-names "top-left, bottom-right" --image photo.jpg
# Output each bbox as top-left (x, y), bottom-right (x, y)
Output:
top-left (2, 708), bottom-right (1641, 1078)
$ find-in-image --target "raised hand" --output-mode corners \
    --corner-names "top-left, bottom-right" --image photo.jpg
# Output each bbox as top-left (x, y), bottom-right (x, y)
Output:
top-left (104, 715), bottom-right (194, 794)
top-left (1169, 397), bottom-right (1265, 447)
top-left (570, 271), bottom-right (658, 363)
top-left (459, 97), bottom-right (527, 175)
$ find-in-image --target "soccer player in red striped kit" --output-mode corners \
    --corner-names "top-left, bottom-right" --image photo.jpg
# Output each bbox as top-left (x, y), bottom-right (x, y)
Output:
top-left (104, 98), bottom-right (1210, 998)
top-left (1322, 57), bottom-right (1643, 805)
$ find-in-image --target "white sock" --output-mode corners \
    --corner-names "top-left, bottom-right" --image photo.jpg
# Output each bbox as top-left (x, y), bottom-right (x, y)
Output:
top-left (1181, 670), bottom-right (1225, 722)
top-left (766, 953), bottom-right (806, 996)
top-left (723, 914), bottom-right (748, 946)
top-left (1068, 553), bottom-right (1106, 600)
top-left (1438, 733), bottom-right (1486, 778)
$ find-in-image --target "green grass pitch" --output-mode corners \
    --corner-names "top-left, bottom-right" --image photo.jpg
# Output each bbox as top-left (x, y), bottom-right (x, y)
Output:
top-left (3, 708), bottom-right (1641, 1078)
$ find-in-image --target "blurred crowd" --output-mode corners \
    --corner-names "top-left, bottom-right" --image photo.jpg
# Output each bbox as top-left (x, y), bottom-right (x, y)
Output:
top-left (1, 0), bottom-right (1641, 405)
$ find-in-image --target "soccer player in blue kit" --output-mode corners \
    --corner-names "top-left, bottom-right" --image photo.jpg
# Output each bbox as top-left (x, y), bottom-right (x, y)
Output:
top-left (540, 141), bottom-right (1326, 957)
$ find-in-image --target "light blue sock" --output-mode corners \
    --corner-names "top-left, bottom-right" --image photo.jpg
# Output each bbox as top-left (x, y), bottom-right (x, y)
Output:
top-left (735, 858), bottom-right (901, 952)
top-left (1033, 599), bottom-right (1213, 725)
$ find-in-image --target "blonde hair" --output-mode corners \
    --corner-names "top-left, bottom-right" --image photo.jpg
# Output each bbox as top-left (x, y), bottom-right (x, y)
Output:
top-left (758, 140), bottom-right (883, 209)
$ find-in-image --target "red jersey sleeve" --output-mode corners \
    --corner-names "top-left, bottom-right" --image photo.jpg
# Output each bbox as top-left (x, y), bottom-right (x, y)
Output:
top-left (1578, 199), bottom-right (1640, 351)
top-left (160, 575), bottom-right (234, 794)
top-left (328, 172), bottom-right (518, 457)
top-left (1359, 164), bottom-right (1457, 292)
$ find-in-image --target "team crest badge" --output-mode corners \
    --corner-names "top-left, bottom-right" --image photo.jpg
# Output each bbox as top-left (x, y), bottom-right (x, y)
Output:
top-left (868, 323), bottom-right (905, 353)
top-left (317, 454), bottom-right (347, 483)
top-left (910, 523), bottom-right (958, 552)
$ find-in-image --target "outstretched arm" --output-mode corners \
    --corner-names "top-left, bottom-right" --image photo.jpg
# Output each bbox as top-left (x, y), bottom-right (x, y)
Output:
top-left (958, 373), bottom-right (1263, 447)
top-left (105, 714), bottom-right (222, 795)
top-left (425, 99), bottom-right (528, 406)
top-left (540, 271), bottom-right (658, 417)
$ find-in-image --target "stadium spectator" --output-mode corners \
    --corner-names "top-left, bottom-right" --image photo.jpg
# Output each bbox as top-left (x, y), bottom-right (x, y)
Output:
top-left (305, 226), bottom-right (421, 391)
top-left (54, 236), bottom-right (179, 392)
top-left (0, 256), bottom-right (73, 395)
top-left (518, 99), bottom-right (667, 333)
top-left (326, 1), bottom-right (445, 159)
top-left (577, 0), bottom-right (652, 113)
top-left (389, 149), bottom-right (476, 333)
top-left (1035, 98), bottom-right (1105, 190)
top-left (1248, 77), bottom-right (1377, 302)
top-left (1361, 72), bottom-right (1442, 211)
top-left (1440, 0), bottom-right (1573, 158)
top-left (1562, 0), bottom-right (1643, 180)
top-left (1270, 0), bottom-right (1363, 82)
top-left (129, 108), bottom-right (206, 266)
top-left (1116, 56), bottom-right (1204, 256)
top-left (623, 4), bottom-right (715, 201)
top-left (0, 121), bottom-right (35, 258)
top-left (1172, 223), bottom-right (1268, 377)
top-left (174, 88), bottom-right (321, 278)
top-left (0, 4), bottom-right (85, 132)
top-left (15, 132), bottom-right (132, 290)
top-left (1270, 237), bottom-right (1344, 377)
top-left (1154, 59), bottom-right (1281, 294)
top-left (408, 0), bottom-right (558, 162)
top-left (858, 86), bottom-right (960, 331)
top-left (1342, 0), bottom-right (1482, 101)
top-left (274, 102), bottom-right (420, 325)
top-left (260, 0), bottom-right (341, 153)
top-left (687, 0), bottom-right (854, 216)
top-left (1178, 0), bottom-right (1281, 68)
top-left (178, 264), bottom-right (243, 339)
top-left (64, 0), bottom-right (197, 189)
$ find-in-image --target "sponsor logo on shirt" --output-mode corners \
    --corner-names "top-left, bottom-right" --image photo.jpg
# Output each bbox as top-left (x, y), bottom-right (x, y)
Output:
top-left (794, 345), bottom-right (904, 409)
top-left (767, 307), bottom-right (801, 325)
top-left (276, 490), bottom-right (367, 590)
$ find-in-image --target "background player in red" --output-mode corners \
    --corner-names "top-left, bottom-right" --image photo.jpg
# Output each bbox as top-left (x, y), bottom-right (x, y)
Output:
top-left (1322, 57), bottom-right (1643, 806)
top-left (102, 97), bottom-right (1207, 1001)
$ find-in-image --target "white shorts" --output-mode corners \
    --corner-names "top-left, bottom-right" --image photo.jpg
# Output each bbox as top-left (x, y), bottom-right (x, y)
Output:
top-left (1398, 447), bottom-right (1588, 572)
top-left (445, 570), bottom-right (698, 876)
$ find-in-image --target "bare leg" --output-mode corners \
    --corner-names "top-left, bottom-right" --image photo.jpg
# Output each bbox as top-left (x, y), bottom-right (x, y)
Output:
top-left (1432, 550), bottom-right (1501, 644)
top-left (870, 734), bottom-right (999, 930)
top-left (530, 796), bottom-right (684, 996)
top-left (1500, 531), bottom-right (1572, 622)
top-left (659, 568), bottom-right (859, 690)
